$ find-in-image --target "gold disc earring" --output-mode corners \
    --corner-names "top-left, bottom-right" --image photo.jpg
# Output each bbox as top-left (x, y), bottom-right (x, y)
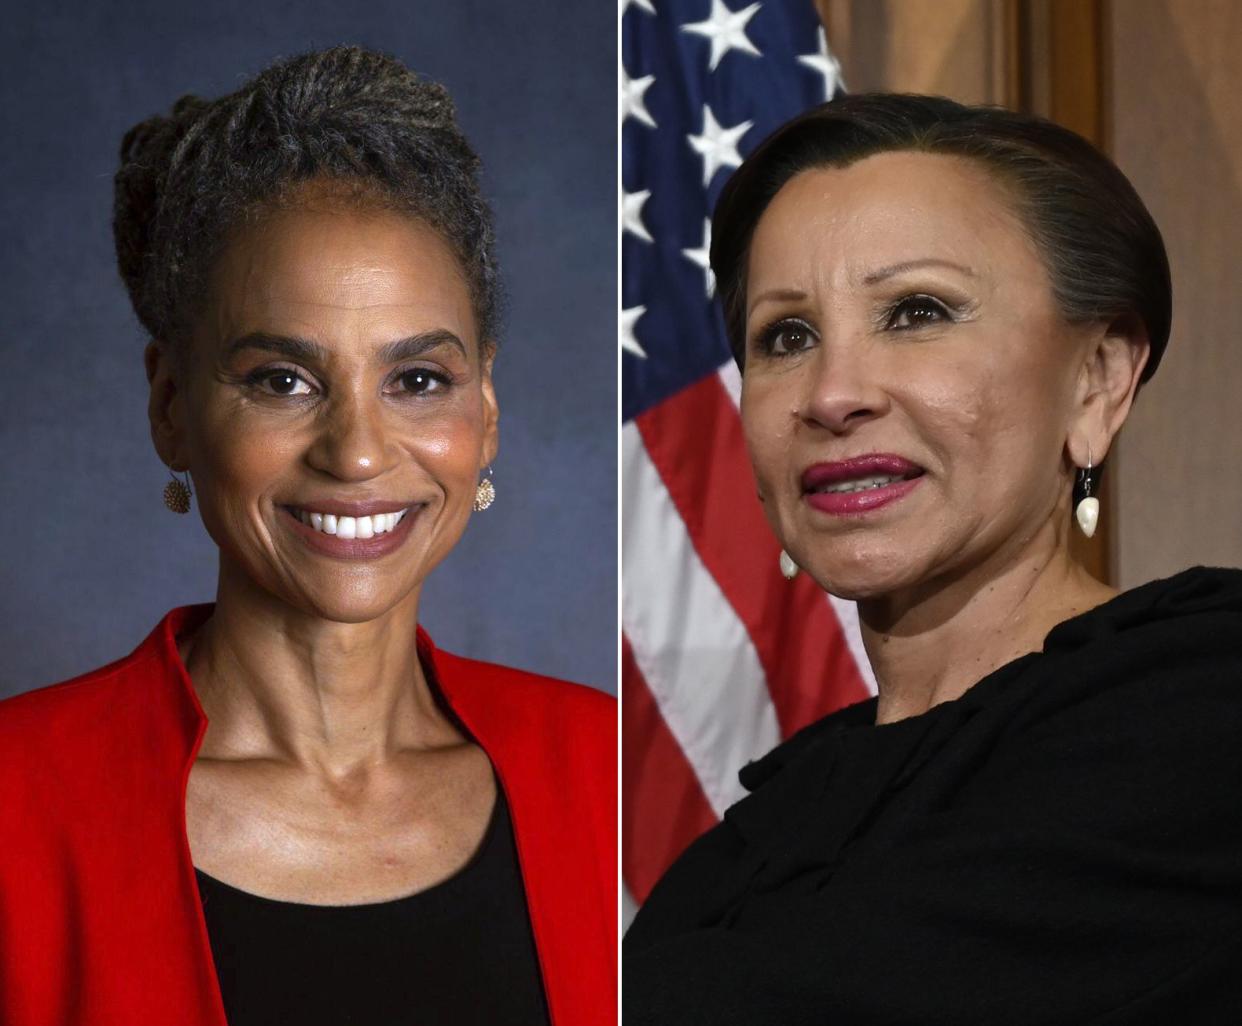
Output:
top-left (163, 470), bottom-right (192, 514)
top-left (473, 467), bottom-right (496, 512)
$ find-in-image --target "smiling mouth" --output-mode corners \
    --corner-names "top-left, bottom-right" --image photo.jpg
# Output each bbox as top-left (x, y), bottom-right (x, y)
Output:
top-left (798, 454), bottom-right (927, 516)
top-left (280, 505), bottom-right (412, 539)
top-left (807, 473), bottom-right (922, 495)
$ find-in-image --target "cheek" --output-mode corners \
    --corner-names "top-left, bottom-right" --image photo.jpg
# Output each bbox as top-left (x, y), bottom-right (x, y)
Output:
top-left (190, 402), bottom-right (297, 499)
top-left (907, 344), bottom-right (1066, 508)
top-left (398, 399), bottom-right (487, 482)
top-left (187, 386), bottom-right (488, 503)
top-left (740, 378), bottom-right (794, 494)
top-left (915, 371), bottom-right (998, 463)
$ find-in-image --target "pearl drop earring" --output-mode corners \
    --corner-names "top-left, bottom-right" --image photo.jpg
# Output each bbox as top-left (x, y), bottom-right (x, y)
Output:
top-left (779, 549), bottom-right (798, 580)
top-left (1075, 446), bottom-right (1099, 538)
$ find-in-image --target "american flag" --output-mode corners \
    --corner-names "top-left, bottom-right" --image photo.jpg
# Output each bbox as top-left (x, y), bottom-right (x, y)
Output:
top-left (621, 0), bottom-right (876, 921)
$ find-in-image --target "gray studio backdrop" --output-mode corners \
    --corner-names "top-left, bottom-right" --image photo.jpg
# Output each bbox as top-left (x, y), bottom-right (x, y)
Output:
top-left (0, 2), bottom-right (616, 697)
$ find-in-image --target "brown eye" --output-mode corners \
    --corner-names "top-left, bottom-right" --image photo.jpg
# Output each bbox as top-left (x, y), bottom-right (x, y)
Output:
top-left (268, 371), bottom-right (302, 394)
top-left (758, 319), bottom-right (817, 356)
top-left (887, 295), bottom-right (950, 330)
top-left (393, 368), bottom-right (451, 396)
top-left (248, 368), bottom-right (314, 396)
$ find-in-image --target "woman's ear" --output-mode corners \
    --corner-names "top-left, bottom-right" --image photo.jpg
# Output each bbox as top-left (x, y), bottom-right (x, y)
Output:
top-left (1068, 314), bottom-right (1151, 466)
top-left (479, 339), bottom-right (500, 467)
top-left (144, 340), bottom-right (189, 470)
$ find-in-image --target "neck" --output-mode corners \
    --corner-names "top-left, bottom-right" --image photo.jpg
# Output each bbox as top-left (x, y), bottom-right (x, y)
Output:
top-left (858, 521), bottom-right (1116, 725)
top-left (181, 559), bottom-right (454, 774)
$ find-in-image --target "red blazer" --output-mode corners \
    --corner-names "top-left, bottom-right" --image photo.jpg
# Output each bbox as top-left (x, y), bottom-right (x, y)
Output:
top-left (0, 604), bottom-right (616, 1025)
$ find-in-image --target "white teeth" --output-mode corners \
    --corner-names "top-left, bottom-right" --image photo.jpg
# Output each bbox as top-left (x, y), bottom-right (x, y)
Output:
top-left (289, 507), bottom-right (410, 537)
top-left (820, 474), bottom-right (905, 495)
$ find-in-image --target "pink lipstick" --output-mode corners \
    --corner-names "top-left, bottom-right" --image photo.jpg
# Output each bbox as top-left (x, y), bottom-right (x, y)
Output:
top-left (801, 453), bottom-right (925, 516)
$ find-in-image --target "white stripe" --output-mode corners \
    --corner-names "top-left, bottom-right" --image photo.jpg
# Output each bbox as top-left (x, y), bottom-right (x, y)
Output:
top-left (718, 357), bottom-right (742, 408)
top-left (716, 362), bottom-right (877, 696)
top-left (622, 885), bottom-right (639, 934)
top-left (622, 422), bottom-right (781, 817)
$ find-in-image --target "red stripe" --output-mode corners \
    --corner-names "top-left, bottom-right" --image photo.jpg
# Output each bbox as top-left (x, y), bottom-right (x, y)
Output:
top-left (635, 373), bottom-right (869, 737)
top-left (621, 635), bottom-right (718, 903)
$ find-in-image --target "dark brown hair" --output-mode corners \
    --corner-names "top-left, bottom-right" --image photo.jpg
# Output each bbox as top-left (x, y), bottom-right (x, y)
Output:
top-left (711, 93), bottom-right (1171, 382)
top-left (113, 46), bottom-right (500, 354)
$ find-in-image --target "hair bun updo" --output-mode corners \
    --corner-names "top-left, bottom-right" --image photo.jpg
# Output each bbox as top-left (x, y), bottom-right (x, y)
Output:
top-left (114, 94), bottom-right (211, 341)
top-left (112, 46), bottom-right (499, 350)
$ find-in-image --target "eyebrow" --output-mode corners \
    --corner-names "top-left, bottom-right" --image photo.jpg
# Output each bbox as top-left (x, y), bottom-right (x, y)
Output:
top-left (224, 330), bottom-right (468, 364)
top-left (747, 287), bottom-right (808, 315)
top-left (747, 257), bottom-right (979, 316)
top-left (378, 331), bottom-right (468, 363)
top-left (861, 259), bottom-right (977, 285)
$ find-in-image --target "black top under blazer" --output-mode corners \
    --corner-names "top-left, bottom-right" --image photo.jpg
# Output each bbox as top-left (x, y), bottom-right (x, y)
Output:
top-left (625, 566), bottom-right (1242, 1024)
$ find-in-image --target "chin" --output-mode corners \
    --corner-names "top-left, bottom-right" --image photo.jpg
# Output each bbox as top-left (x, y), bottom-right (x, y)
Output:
top-left (260, 567), bottom-right (423, 625)
top-left (294, 588), bottom-right (412, 625)
top-left (795, 538), bottom-right (923, 602)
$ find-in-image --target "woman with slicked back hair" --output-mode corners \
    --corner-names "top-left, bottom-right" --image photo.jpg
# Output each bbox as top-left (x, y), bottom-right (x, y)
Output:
top-left (0, 46), bottom-right (614, 1026)
top-left (625, 94), bottom-right (1242, 1023)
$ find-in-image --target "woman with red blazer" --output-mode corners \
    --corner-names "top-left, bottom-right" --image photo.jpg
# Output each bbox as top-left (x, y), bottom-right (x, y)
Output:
top-left (0, 47), bottom-right (615, 1026)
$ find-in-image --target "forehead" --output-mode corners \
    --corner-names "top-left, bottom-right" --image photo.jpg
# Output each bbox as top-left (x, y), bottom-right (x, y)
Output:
top-left (748, 150), bottom-right (1044, 290)
top-left (206, 201), bottom-right (476, 345)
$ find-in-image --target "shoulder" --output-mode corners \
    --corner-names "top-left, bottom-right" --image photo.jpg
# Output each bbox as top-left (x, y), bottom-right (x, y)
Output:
top-left (938, 567), bottom-right (1242, 839)
top-left (0, 639), bottom-right (186, 850)
top-left (427, 640), bottom-right (615, 747)
top-left (456, 650), bottom-right (614, 714)
top-left (0, 606), bottom-right (201, 794)
top-left (1045, 564), bottom-right (1242, 658)
top-left (737, 693), bottom-right (877, 792)
top-left (428, 647), bottom-right (615, 826)
top-left (0, 647), bottom-right (165, 769)
top-left (1031, 564), bottom-right (1242, 722)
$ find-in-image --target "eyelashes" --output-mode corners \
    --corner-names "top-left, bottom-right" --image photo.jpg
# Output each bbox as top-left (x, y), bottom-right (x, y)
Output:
top-left (242, 364), bottom-right (454, 400)
top-left (754, 317), bottom-right (817, 356)
top-left (751, 293), bottom-right (959, 357)
top-left (884, 293), bottom-right (954, 331)
top-left (245, 367), bottom-right (314, 397)
top-left (390, 367), bottom-right (454, 396)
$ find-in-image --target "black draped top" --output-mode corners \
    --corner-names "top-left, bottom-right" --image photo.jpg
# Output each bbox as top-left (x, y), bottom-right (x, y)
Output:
top-left (625, 566), bottom-right (1242, 1024)
top-left (195, 787), bottom-right (550, 1026)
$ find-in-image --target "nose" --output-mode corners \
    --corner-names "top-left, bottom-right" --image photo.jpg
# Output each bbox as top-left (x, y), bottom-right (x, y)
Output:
top-left (798, 342), bottom-right (891, 435)
top-left (305, 389), bottom-right (398, 482)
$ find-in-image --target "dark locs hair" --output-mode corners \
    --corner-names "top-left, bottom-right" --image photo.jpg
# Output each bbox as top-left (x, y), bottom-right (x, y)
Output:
top-left (711, 93), bottom-right (1171, 384)
top-left (113, 45), bottom-right (500, 352)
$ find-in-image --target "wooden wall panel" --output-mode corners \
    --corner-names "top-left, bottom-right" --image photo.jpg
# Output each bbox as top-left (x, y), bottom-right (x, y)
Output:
top-left (1108, 0), bottom-right (1242, 587)
top-left (820, 0), bottom-right (1014, 104)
